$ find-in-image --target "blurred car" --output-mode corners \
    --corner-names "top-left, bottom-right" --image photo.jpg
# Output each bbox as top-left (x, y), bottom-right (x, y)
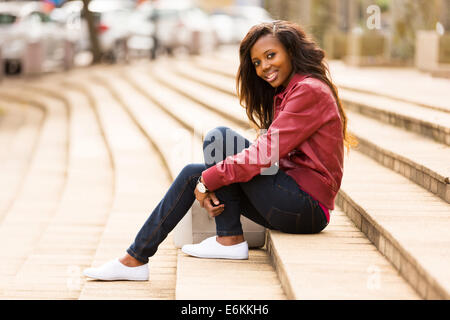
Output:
top-left (125, 5), bottom-right (155, 59)
top-left (0, 1), bottom-right (68, 74)
top-left (53, 0), bottom-right (135, 62)
top-left (210, 5), bottom-right (274, 44)
top-left (209, 12), bottom-right (235, 45)
top-left (136, 0), bottom-right (216, 56)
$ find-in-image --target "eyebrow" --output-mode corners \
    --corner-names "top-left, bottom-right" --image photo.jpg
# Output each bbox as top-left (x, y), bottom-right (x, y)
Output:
top-left (251, 49), bottom-right (273, 61)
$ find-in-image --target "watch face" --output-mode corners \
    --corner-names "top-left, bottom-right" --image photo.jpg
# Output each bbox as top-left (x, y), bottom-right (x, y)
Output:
top-left (197, 183), bottom-right (206, 193)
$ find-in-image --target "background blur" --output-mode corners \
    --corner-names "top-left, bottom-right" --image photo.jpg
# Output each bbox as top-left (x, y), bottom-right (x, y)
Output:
top-left (0, 0), bottom-right (449, 77)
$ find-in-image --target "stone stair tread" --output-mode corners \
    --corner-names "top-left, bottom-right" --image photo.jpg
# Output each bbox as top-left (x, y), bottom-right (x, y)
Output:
top-left (126, 65), bottom-right (253, 141)
top-left (0, 85), bottom-right (70, 299)
top-left (152, 61), bottom-right (249, 127)
top-left (268, 208), bottom-right (419, 299)
top-left (342, 150), bottom-right (450, 298)
top-left (341, 89), bottom-right (450, 132)
top-left (176, 250), bottom-right (287, 300)
top-left (328, 60), bottom-right (450, 113)
top-left (95, 67), bottom-right (193, 178)
top-left (0, 84), bottom-right (114, 299)
top-left (171, 58), bottom-right (238, 96)
top-left (0, 100), bottom-right (27, 165)
top-left (64, 72), bottom-right (177, 300)
top-left (348, 111), bottom-right (450, 183)
top-left (0, 100), bottom-right (44, 221)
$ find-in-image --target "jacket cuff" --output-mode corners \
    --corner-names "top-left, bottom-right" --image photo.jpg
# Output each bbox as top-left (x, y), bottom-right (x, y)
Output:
top-left (201, 165), bottom-right (222, 192)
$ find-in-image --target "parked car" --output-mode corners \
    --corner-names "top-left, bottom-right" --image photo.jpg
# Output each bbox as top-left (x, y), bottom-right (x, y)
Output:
top-left (136, 0), bottom-right (216, 56)
top-left (0, 1), bottom-right (68, 74)
top-left (210, 5), bottom-right (274, 44)
top-left (53, 0), bottom-right (135, 63)
top-left (125, 5), bottom-right (155, 59)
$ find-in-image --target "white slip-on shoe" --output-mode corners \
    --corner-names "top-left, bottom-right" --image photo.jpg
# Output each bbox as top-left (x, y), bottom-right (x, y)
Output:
top-left (181, 236), bottom-right (249, 260)
top-left (83, 258), bottom-right (149, 281)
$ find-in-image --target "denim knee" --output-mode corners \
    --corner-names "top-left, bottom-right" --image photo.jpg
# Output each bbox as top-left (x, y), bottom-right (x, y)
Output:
top-left (203, 126), bottom-right (229, 166)
top-left (179, 163), bottom-right (205, 181)
top-left (203, 126), bottom-right (229, 149)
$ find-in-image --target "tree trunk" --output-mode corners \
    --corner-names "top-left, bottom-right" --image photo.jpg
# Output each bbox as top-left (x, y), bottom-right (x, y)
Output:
top-left (82, 0), bottom-right (102, 64)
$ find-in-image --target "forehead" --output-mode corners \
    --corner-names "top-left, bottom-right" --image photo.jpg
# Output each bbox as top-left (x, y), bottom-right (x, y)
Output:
top-left (250, 34), bottom-right (285, 58)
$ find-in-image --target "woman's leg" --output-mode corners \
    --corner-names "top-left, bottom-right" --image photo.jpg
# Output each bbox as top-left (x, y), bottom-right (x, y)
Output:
top-left (202, 127), bottom-right (252, 239)
top-left (126, 163), bottom-right (206, 264)
top-left (203, 126), bottom-right (328, 236)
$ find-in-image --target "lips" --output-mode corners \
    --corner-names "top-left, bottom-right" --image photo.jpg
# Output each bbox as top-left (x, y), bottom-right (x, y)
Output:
top-left (265, 70), bottom-right (278, 83)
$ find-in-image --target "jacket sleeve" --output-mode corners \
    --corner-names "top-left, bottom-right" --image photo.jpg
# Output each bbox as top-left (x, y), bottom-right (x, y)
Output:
top-left (202, 81), bottom-right (331, 191)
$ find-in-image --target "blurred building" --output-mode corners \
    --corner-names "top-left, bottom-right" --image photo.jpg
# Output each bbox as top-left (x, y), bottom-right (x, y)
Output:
top-left (263, 0), bottom-right (450, 75)
top-left (196, 0), bottom-right (263, 12)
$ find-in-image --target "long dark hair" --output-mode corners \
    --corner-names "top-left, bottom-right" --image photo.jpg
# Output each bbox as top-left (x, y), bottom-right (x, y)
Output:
top-left (237, 20), bottom-right (357, 151)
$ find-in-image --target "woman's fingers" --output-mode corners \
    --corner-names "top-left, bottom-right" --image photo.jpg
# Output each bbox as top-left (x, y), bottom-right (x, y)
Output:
top-left (204, 197), bottom-right (224, 217)
top-left (208, 192), bottom-right (221, 206)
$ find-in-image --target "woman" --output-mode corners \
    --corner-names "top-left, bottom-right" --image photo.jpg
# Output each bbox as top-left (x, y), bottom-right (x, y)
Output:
top-left (83, 20), bottom-right (355, 281)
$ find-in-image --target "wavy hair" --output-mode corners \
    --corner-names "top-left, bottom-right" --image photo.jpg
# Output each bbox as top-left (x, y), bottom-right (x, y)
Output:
top-left (236, 20), bottom-right (357, 151)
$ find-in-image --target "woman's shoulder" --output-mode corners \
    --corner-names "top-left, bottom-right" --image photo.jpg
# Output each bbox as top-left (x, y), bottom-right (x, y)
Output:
top-left (287, 75), bottom-right (334, 101)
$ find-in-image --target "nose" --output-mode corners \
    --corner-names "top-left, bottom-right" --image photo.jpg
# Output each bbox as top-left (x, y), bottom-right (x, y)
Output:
top-left (261, 59), bottom-right (271, 72)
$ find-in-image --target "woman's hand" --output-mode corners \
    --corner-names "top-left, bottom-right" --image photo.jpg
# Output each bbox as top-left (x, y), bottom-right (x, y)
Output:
top-left (195, 189), bottom-right (225, 218)
top-left (194, 176), bottom-right (225, 217)
top-left (203, 192), bottom-right (225, 218)
top-left (194, 186), bottom-right (208, 205)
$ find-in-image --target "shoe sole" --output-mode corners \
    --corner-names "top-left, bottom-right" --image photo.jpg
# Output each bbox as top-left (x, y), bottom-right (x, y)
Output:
top-left (181, 247), bottom-right (248, 260)
top-left (83, 271), bottom-right (148, 281)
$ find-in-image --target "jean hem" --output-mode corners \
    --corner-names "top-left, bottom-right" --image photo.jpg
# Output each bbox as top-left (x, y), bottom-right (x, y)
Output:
top-left (216, 230), bottom-right (244, 236)
top-left (127, 247), bottom-right (149, 264)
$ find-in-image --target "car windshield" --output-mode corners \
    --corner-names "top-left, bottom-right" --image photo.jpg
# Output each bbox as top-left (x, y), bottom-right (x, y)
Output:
top-left (0, 13), bottom-right (17, 25)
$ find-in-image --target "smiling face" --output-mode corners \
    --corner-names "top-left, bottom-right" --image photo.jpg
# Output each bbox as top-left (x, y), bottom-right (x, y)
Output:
top-left (250, 34), bottom-right (294, 88)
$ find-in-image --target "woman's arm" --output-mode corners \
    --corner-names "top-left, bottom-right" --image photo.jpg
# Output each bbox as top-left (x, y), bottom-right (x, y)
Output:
top-left (202, 80), bottom-right (336, 191)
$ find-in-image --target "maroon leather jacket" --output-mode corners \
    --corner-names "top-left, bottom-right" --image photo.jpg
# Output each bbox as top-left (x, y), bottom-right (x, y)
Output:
top-left (202, 73), bottom-right (344, 210)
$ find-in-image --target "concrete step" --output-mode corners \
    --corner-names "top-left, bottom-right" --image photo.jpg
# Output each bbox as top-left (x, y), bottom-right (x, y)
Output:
top-left (126, 60), bottom-right (421, 299)
top-left (340, 90), bottom-right (450, 147)
top-left (0, 85), bottom-right (69, 298)
top-left (267, 208), bottom-right (418, 299)
top-left (0, 99), bottom-right (45, 223)
top-left (347, 111), bottom-right (450, 203)
top-left (97, 65), bottom-right (286, 300)
top-left (327, 60), bottom-right (450, 114)
top-left (337, 151), bottom-right (450, 299)
top-left (1, 83), bottom-right (114, 299)
top-left (171, 59), bottom-right (450, 204)
top-left (151, 60), bottom-right (250, 129)
top-left (153, 58), bottom-right (450, 299)
top-left (0, 100), bottom-right (27, 167)
top-left (62, 69), bottom-right (177, 300)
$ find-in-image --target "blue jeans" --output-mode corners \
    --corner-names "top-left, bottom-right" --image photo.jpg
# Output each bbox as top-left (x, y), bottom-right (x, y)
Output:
top-left (127, 127), bottom-right (328, 263)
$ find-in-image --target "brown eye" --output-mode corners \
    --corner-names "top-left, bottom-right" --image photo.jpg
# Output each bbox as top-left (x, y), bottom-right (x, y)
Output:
top-left (253, 60), bottom-right (260, 67)
top-left (267, 53), bottom-right (275, 59)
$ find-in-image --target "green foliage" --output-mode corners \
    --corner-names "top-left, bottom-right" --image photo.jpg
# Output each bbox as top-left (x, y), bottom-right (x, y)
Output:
top-left (376, 0), bottom-right (390, 12)
top-left (310, 0), bottom-right (337, 46)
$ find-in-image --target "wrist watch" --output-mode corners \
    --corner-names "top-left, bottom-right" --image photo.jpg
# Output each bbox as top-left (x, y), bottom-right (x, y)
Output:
top-left (196, 176), bottom-right (209, 194)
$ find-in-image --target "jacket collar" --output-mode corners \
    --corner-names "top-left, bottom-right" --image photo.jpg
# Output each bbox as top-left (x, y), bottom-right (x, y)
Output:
top-left (274, 72), bottom-right (310, 101)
